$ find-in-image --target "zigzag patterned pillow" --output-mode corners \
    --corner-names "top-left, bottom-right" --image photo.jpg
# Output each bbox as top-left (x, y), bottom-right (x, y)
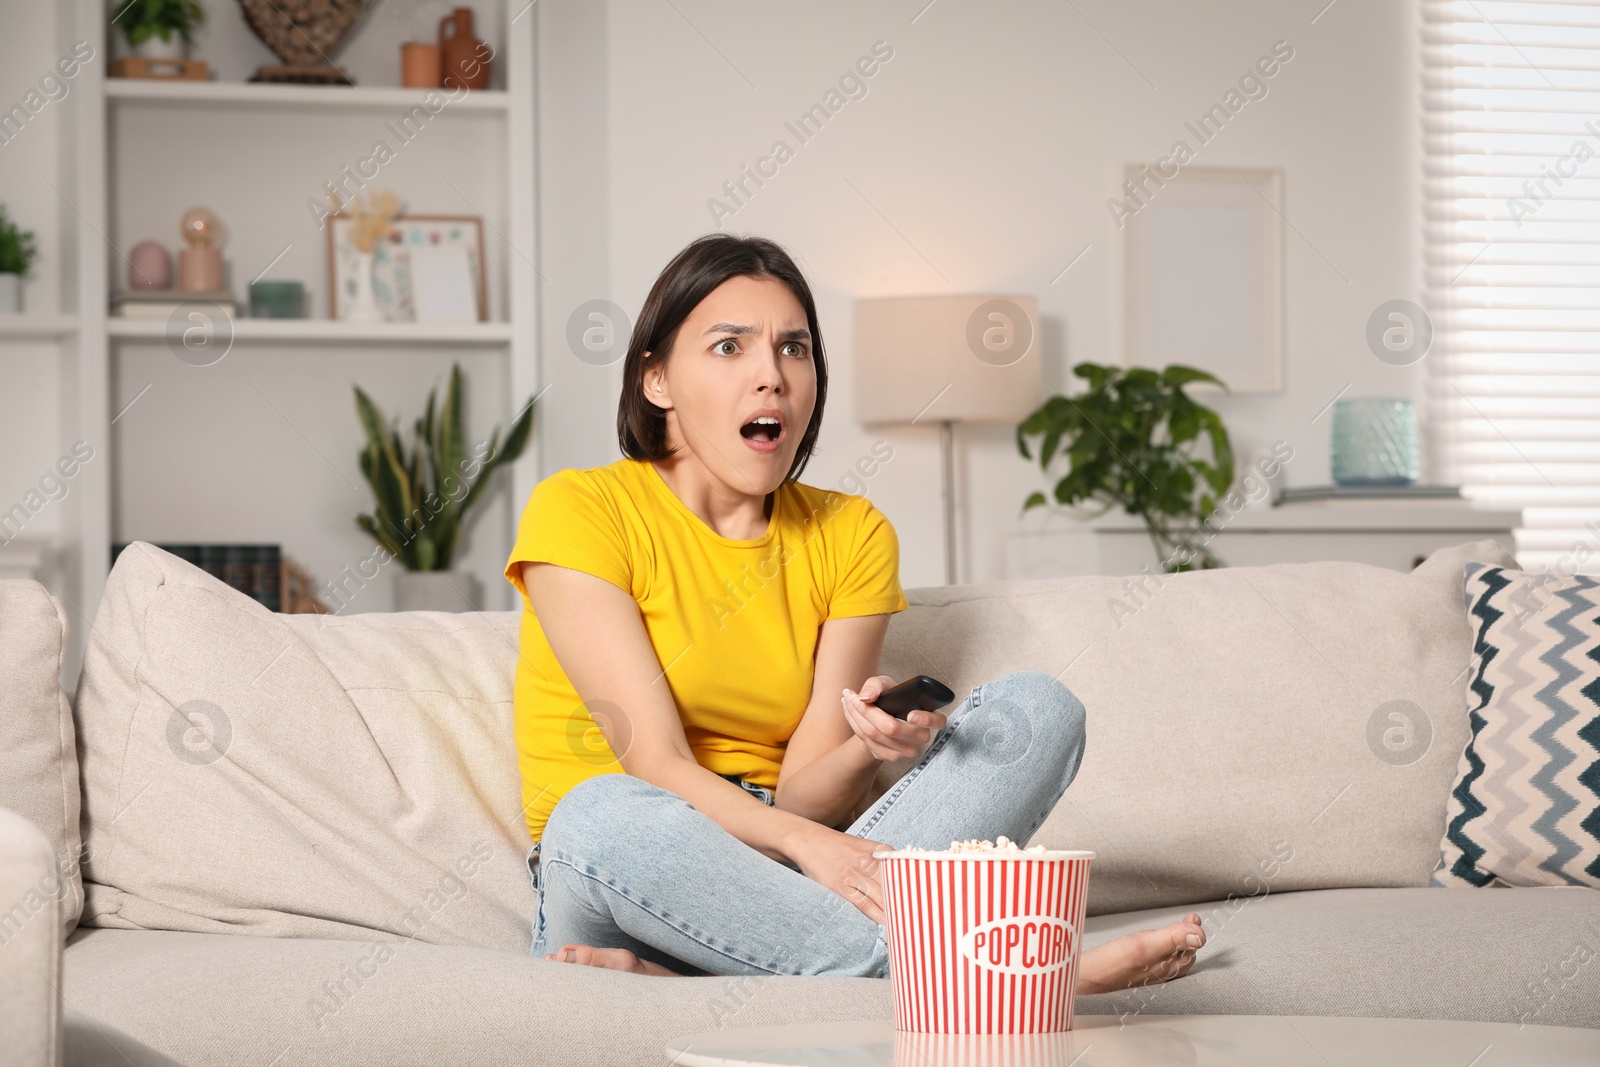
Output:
top-left (1432, 563), bottom-right (1600, 888)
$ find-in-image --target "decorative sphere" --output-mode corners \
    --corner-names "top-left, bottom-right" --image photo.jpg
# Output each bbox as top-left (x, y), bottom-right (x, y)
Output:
top-left (128, 241), bottom-right (172, 290)
top-left (180, 207), bottom-right (222, 249)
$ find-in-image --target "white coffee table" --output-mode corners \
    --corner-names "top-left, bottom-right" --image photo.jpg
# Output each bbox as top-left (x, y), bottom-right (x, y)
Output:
top-left (664, 1014), bottom-right (1600, 1066)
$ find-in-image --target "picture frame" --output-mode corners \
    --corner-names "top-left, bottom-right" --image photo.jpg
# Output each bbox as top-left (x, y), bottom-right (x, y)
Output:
top-left (326, 214), bottom-right (487, 322)
top-left (1121, 165), bottom-right (1285, 394)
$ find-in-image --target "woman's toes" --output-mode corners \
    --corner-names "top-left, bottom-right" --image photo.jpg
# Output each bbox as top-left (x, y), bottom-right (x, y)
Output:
top-left (1076, 917), bottom-right (1208, 995)
top-left (543, 943), bottom-right (682, 976)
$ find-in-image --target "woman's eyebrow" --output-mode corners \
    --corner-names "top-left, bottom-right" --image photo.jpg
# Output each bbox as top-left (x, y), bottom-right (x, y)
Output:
top-left (702, 323), bottom-right (812, 343)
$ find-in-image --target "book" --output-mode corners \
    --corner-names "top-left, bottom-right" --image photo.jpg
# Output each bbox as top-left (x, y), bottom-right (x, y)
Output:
top-left (112, 543), bottom-right (282, 611)
top-left (111, 289), bottom-right (236, 318)
top-left (1274, 484), bottom-right (1462, 505)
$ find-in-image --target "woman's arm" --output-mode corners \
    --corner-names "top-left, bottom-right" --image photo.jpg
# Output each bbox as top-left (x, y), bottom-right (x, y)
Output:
top-left (522, 560), bottom-right (822, 864)
top-left (772, 614), bottom-right (886, 824)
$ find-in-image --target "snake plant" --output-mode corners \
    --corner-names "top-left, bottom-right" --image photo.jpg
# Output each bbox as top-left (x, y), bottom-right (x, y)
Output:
top-left (354, 363), bottom-right (535, 571)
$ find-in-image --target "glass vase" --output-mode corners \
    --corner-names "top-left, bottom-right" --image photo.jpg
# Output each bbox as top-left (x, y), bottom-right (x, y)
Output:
top-left (1330, 398), bottom-right (1421, 485)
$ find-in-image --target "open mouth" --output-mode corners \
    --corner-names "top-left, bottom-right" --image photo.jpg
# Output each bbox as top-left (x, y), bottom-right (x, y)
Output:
top-left (739, 416), bottom-right (784, 445)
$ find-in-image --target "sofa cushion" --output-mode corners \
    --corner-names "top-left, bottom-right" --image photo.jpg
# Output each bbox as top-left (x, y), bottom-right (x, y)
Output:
top-left (0, 579), bottom-right (85, 937)
top-left (61, 927), bottom-right (892, 1066)
top-left (74, 542), bottom-right (537, 953)
top-left (59, 884), bottom-right (1600, 1066)
top-left (877, 540), bottom-right (1518, 915)
top-left (1432, 564), bottom-right (1600, 889)
top-left (1076, 885), bottom-right (1600, 1029)
top-left (64, 1003), bottom-right (184, 1067)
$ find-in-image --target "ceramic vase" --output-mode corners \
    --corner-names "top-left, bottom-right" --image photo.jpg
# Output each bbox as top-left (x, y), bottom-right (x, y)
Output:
top-left (344, 251), bottom-right (383, 322)
top-left (440, 8), bottom-right (491, 91)
top-left (1331, 398), bottom-right (1422, 485)
top-left (401, 42), bottom-right (441, 88)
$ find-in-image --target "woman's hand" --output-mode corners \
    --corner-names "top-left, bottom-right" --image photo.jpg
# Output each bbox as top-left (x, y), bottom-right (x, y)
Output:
top-left (786, 824), bottom-right (893, 924)
top-left (842, 675), bottom-right (949, 763)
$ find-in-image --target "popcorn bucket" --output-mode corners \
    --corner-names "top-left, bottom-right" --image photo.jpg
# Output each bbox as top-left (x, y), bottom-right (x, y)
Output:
top-left (875, 848), bottom-right (1094, 1034)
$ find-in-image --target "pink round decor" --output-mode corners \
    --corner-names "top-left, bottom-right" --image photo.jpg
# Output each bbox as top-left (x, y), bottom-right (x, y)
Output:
top-left (129, 241), bottom-right (172, 290)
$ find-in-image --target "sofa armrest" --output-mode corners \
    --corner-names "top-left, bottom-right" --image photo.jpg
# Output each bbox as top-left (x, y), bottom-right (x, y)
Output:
top-left (0, 805), bottom-right (63, 1067)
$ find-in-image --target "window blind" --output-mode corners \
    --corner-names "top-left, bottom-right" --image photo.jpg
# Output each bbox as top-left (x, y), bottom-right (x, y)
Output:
top-left (1424, 0), bottom-right (1600, 572)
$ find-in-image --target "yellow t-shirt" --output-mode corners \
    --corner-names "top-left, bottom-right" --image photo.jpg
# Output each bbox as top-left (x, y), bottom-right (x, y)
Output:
top-left (503, 457), bottom-right (909, 843)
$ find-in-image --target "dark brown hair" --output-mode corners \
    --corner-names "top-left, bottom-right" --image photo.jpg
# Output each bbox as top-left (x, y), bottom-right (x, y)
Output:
top-left (617, 234), bottom-right (828, 485)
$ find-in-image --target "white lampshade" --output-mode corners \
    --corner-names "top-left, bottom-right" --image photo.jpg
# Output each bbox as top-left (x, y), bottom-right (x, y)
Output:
top-left (854, 294), bottom-right (1043, 424)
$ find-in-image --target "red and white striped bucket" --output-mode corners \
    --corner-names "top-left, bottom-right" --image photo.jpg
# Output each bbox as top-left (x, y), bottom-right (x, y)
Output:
top-left (875, 848), bottom-right (1095, 1034)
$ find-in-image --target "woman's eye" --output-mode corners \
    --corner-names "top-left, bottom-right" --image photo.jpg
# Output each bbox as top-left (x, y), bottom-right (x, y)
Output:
top-left (714, 339), bottom-right (738, 355)
top-left (783, 342), bottom-right (807, 358)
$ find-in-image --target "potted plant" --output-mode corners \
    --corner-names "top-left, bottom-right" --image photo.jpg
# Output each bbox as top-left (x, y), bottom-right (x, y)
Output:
top-left (114, 0), bottom-right (205, 60)
top-left (0, 203), bottom-right (37, 315)
top-left (1017, 362), bottom-right (1235, 572)
top-left (354, 363), bottom-right (536, 611)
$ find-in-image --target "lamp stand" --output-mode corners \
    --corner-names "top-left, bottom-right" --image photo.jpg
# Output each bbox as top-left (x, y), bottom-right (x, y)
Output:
top-left (940, 420), bottom-right (957, 586)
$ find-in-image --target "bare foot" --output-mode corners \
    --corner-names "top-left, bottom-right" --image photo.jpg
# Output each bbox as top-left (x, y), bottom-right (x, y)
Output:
top-left (544, 943), bottom-right (683, 977)
top-left (1075, 912), bottom-right (1206, 995)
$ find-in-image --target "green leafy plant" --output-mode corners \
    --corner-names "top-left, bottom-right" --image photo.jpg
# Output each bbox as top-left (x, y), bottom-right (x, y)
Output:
top-left (0, 204), bottom-right (37, 276)
top-left (354, 363), bottom-right (536, 572)
top-left (114, 0), bottom-right (205, 47)
top-left (1018, 362), bottom-right (1235, 572)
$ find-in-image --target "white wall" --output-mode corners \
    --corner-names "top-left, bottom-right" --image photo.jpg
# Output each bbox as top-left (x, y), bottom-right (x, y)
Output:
top-left (535, 0), bottom-right (616, 476)
top-left (538, 0), bottom-right (1422, 589)
top-left (4, 0), bottom-right (1424, 608)
top-left (0, 1), bottom-right (73, 545)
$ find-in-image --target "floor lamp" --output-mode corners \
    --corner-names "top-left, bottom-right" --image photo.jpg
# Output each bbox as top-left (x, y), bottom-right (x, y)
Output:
top-left (854, 295), bottom-right (1042, 585)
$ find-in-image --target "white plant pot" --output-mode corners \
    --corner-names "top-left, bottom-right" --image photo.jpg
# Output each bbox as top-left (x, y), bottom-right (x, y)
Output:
top-left (0, 274), bottom-right (19, 314)
top-left (132, 35), bottom-right (187, 60)
top-left (394, 570), bottom-right (482, 612)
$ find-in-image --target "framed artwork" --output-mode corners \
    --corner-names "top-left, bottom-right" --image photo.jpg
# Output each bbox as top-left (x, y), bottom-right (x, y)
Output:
top-left (327, 214), bottom-right (487, 322)
top-left (1121, 166), bottom-right (1284, 394)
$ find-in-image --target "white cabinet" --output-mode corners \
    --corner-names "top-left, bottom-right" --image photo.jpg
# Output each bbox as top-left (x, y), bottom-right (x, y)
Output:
top-left (1005, 499), bottom-right (1523, 579)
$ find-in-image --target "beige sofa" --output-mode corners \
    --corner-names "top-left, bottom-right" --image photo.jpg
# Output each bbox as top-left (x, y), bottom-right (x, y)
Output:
top-left (3, 539), bottom-right (1597, 1066)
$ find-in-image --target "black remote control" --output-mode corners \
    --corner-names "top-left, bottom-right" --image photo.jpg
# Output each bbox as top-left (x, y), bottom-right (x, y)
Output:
top-left (871, 675), bottom-right (956, 719)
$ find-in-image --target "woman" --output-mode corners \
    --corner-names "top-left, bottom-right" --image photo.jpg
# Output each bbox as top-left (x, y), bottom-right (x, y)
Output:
top-left (504, 234), bottom-right (1206, 987)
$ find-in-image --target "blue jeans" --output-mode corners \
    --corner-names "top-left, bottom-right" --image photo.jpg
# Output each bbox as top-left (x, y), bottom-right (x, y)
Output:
top-left (523, 670), bottom-right (1087, 978)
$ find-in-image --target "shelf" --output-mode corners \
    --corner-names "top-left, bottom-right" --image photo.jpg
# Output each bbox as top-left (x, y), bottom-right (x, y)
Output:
top-left (105, 79), bottom-right (510, 113)
top-left (1023, 499), bottom-right (1523, 533)
top-left (107, 318), bottom-right (513, 344)
top-left (0, 315), bottom-right (79, 340)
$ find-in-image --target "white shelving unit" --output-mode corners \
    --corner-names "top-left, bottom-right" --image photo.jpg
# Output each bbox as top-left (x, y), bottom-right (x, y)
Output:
top-left (30, 0), bottom-right (540, 684)
top-left (106, 318), bottom-right (516, 344)
top-left (105, 79), bottom-right (512, 111)
top-left (0, 316), bottom-right (80, 340)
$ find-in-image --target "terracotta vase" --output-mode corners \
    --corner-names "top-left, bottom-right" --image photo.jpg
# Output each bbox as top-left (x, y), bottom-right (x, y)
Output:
top-left (401, 42), bottom-right (440, 88)
top-left (439, 8), bottom-right (490, 92)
